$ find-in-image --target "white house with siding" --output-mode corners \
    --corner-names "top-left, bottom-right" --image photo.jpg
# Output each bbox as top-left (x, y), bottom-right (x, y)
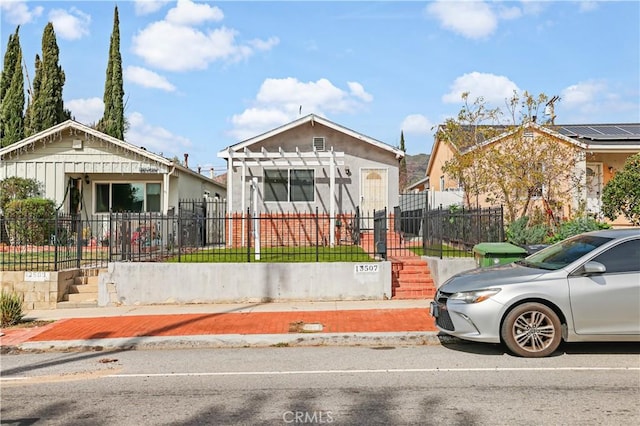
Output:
top-left (0, 120), bottom-right (226, 216)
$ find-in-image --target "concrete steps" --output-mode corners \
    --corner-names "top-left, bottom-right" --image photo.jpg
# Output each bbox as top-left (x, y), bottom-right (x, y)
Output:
top-left (57, 268), bottom-right (104, 307)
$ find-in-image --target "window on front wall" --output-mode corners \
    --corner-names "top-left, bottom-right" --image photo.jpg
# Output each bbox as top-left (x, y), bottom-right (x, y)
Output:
top-left (264, 169), bottom-right (315, 202)
top-left (95, 182), bottom-right (162, 213)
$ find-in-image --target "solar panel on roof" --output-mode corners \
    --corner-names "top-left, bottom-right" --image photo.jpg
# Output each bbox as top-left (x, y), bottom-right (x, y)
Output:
top-left (617, 125), bottom-right (640, 136)
top-left (588, 125), bottom-right (626, 135)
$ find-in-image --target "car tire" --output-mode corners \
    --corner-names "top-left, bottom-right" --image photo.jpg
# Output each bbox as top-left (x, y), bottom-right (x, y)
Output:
top-left (501, 302), bottom-right (562, 358)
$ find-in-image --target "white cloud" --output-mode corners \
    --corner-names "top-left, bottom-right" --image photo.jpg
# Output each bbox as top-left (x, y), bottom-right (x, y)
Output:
top-left (561, 81), bottom-right (606, 106)
top-left (66, 97), bottom-right (103, 125)
top-left (425, 0), bottom-right (497, 39)
top-left (228, 78), bottom-right (373, 141)
top-left (49, 7), bottom-right (91, 41)
top-left (0, 0), bottom-right (43, 25)
top-left (166, 0), bottom-right (223, 26)
top-left (126, 112), bottom-right (192, 157)
top-left (133, 0), bottom-right (170, 16)
top-left (133, 25), bottom-right (278, 72)
top-left (401, 114), bottom-right (434, 135)
top-left (348, 82), bottom-right (373, 102)
top-left (125, 66), bottom-right (176, 92)
top-left (442, 72), bottom-right (520, 105)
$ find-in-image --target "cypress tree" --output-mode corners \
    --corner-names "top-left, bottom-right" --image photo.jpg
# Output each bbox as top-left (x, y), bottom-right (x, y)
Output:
top-left (27, 23), bottom-right (69, 134)
top-left (0, 26), bottom-right (25, 147)
top-left (399, 131), bottom-right (408, 191)
top-left (98, 6), bottom-right (124, 140)
top-left (24, 54), bottom-right (42, 136)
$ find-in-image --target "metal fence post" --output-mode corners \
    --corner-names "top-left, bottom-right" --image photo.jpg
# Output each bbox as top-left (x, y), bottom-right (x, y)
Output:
top-left (315, 206), bottom-right (319, 262)
top-left (75, 216), bottom-right (82, 269)
top-left (247, 207), bottom-right (251, 263)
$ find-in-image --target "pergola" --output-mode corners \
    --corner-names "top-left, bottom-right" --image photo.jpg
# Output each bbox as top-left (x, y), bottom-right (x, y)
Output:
top-left (220, 146), bottom-right (345, 247)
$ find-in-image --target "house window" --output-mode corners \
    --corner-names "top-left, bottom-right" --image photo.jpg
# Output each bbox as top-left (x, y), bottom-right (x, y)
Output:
top-left (264, 169), bottom-right (315, 202)
top-left (439, 176), bottom-right (445, 191)
top-left (313, 137), bottom-right (326, 151)
top-left (95, 182), bottom-right (162, 213)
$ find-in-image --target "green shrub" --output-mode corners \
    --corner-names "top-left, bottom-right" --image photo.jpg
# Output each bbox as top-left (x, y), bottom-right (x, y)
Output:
top-left (546, 217), bottom-right (611, 244)
top-left (506, 216), bottom-right (550, 245)
top-left (4, 198), bottom-right (56, 245)
top-left (1, 291), bottom-right (24, 327)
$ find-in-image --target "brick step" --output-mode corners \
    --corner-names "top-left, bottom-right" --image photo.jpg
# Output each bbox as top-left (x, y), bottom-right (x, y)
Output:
top-left (69, 284), bottom-right (99, 294)
top-left (395, 273), bottom-right (433, 283)
top-left (391, 283), bottom-right (436, 290)
top-left (396, 268), bottom-right (430, 275)
top-left (392, 289), bottom-right (435, 300)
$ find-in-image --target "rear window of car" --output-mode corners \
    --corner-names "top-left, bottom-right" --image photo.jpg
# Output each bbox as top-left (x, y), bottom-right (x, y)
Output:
top-left (524, 235), bottom-right (612, 270)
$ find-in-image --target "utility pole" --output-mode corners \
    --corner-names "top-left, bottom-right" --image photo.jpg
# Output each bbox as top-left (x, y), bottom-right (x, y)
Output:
top-left (545, 95), bottom-right (560, 125)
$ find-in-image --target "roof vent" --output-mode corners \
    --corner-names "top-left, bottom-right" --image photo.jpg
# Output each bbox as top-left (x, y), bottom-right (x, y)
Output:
top-left (313, 137), bottom-right (325, 151)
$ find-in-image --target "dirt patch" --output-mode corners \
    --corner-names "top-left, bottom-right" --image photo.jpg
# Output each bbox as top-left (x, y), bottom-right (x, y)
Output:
top-left (3, 320), bottom-right (55, 329)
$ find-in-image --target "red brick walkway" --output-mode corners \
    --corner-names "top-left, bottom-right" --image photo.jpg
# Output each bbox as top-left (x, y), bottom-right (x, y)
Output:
top-left (0, 309), bottom-right (436, 345)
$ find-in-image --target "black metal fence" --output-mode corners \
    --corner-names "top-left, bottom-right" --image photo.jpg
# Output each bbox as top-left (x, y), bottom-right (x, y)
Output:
top-left (0, 197), bottom-right (505, 271)
top-left (423, 205), bottom-right (505, 258)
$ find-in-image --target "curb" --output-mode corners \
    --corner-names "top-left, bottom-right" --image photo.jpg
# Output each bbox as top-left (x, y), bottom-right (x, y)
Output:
top-left (4, 331), bottom-right (461, 353)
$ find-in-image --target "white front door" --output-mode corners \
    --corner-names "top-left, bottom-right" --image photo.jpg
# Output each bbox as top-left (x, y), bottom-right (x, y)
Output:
top-left (586, 163), bottom-right (603, 216)
top-left (360, 168), bottom-right (387, 229)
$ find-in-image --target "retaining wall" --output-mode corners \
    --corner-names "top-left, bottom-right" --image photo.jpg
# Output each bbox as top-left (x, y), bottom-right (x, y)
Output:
top-left (98, 262), bottom-right (392, 306)
top-left (0, 270), bottom-right (77, 309)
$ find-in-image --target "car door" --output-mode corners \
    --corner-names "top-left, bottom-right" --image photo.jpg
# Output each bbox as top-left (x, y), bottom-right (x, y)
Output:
top-left (568, 238), bottom-right (640, 335)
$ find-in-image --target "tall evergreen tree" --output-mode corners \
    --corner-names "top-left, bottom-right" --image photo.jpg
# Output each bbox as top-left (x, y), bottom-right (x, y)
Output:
top-left (0, 26), bottom-right (25, 147)
top-left (98, 6), bottom-right (124, 140)
top-left (24, 54), bottom-right (42, 136)
top-left (399, 131), bottom-right (408, 191)
top-left (25, 23), bottom-right (69, 135)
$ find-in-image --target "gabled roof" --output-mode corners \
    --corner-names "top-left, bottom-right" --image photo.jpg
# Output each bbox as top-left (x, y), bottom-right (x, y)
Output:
top-left (0, 120), bottom-right (223, 187)
top-left (426, 121), bottom-right (640, 178)
top-left (218, 114), bottom-right (404, 158)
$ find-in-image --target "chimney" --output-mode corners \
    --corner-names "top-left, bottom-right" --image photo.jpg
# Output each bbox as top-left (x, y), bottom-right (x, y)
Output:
top-left (210, 168), bottom-right (215, 179)
top-left (197, 166), bottom-right (201, 174)
top-left (184, 153), bottom-right (189, 168)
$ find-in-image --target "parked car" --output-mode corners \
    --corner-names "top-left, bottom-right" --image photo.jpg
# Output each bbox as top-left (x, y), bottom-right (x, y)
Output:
top-left (430, 229), bottom-right (640, 357)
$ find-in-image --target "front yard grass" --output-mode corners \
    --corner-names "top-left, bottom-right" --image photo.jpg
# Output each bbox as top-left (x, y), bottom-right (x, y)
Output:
top-left (165, 246), bottom-right (375, 263)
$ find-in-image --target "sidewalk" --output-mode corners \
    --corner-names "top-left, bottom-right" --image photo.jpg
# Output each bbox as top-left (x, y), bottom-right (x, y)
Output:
top-left (0, 300), bottom-right (441, 353)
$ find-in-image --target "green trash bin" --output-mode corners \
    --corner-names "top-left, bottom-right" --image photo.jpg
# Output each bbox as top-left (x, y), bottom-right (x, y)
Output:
top-left (473, 242), bottom-right (528, 268)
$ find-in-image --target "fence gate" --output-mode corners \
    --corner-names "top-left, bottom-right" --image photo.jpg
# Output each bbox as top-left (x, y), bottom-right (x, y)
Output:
top-left (373, 208), bottom-right (387, 260)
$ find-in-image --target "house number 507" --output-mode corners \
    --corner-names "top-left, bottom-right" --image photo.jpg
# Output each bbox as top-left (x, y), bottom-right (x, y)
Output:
top-left (355, 264), bottom-right (379, 273)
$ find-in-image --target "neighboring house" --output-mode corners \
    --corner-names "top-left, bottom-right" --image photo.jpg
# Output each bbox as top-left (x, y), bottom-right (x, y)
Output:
top-left (0, 120), bottom-right (226, 217)
top-left (218, 114), bottom-right (404, 245)
top-left (425, 122), bottom-right (640, 227)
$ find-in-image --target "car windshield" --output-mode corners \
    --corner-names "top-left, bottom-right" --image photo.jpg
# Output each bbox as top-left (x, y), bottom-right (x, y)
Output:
top-left (518, 235), bottom-right (613, 270)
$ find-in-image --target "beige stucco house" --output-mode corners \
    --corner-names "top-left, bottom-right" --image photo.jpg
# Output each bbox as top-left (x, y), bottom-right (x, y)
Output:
top-left (425, 122), bottom-right (640, 227)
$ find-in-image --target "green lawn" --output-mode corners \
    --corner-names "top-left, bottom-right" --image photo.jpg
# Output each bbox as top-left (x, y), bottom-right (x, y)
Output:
top-left (166, 246), bottom-right (375, 263)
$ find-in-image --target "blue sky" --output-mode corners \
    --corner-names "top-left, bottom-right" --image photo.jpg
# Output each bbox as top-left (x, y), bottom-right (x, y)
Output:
top-left (2, 0), bottom-right (639, 175)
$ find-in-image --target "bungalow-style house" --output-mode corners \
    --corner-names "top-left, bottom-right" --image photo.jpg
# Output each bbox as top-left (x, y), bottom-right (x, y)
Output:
top-left (0, 120), bottom-right (226, 217)
top-left (425, 122), bottom-right (640, 227)
top-left (217, 114), bottom-right (405, 246)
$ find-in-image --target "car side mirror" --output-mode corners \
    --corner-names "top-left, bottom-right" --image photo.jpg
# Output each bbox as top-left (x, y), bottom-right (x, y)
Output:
top-left (581, 261), bottom-right (607, 276)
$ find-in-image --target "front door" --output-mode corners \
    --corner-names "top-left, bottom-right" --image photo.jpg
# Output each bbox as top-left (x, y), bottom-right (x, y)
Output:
top-left (360, 168), bottom-right (387, 229)
top-left (585, 163), bottom-right (602, 217)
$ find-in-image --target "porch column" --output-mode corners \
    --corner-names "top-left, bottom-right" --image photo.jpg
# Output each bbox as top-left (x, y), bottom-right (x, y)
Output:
top-left (227, 150), bottom-right (233, 247)
top-left (329, 148), bottom-right (336, 246)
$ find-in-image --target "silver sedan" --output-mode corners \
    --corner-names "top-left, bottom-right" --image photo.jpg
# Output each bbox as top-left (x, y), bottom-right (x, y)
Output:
top-left (430, 229), bottom-right (640, 357)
